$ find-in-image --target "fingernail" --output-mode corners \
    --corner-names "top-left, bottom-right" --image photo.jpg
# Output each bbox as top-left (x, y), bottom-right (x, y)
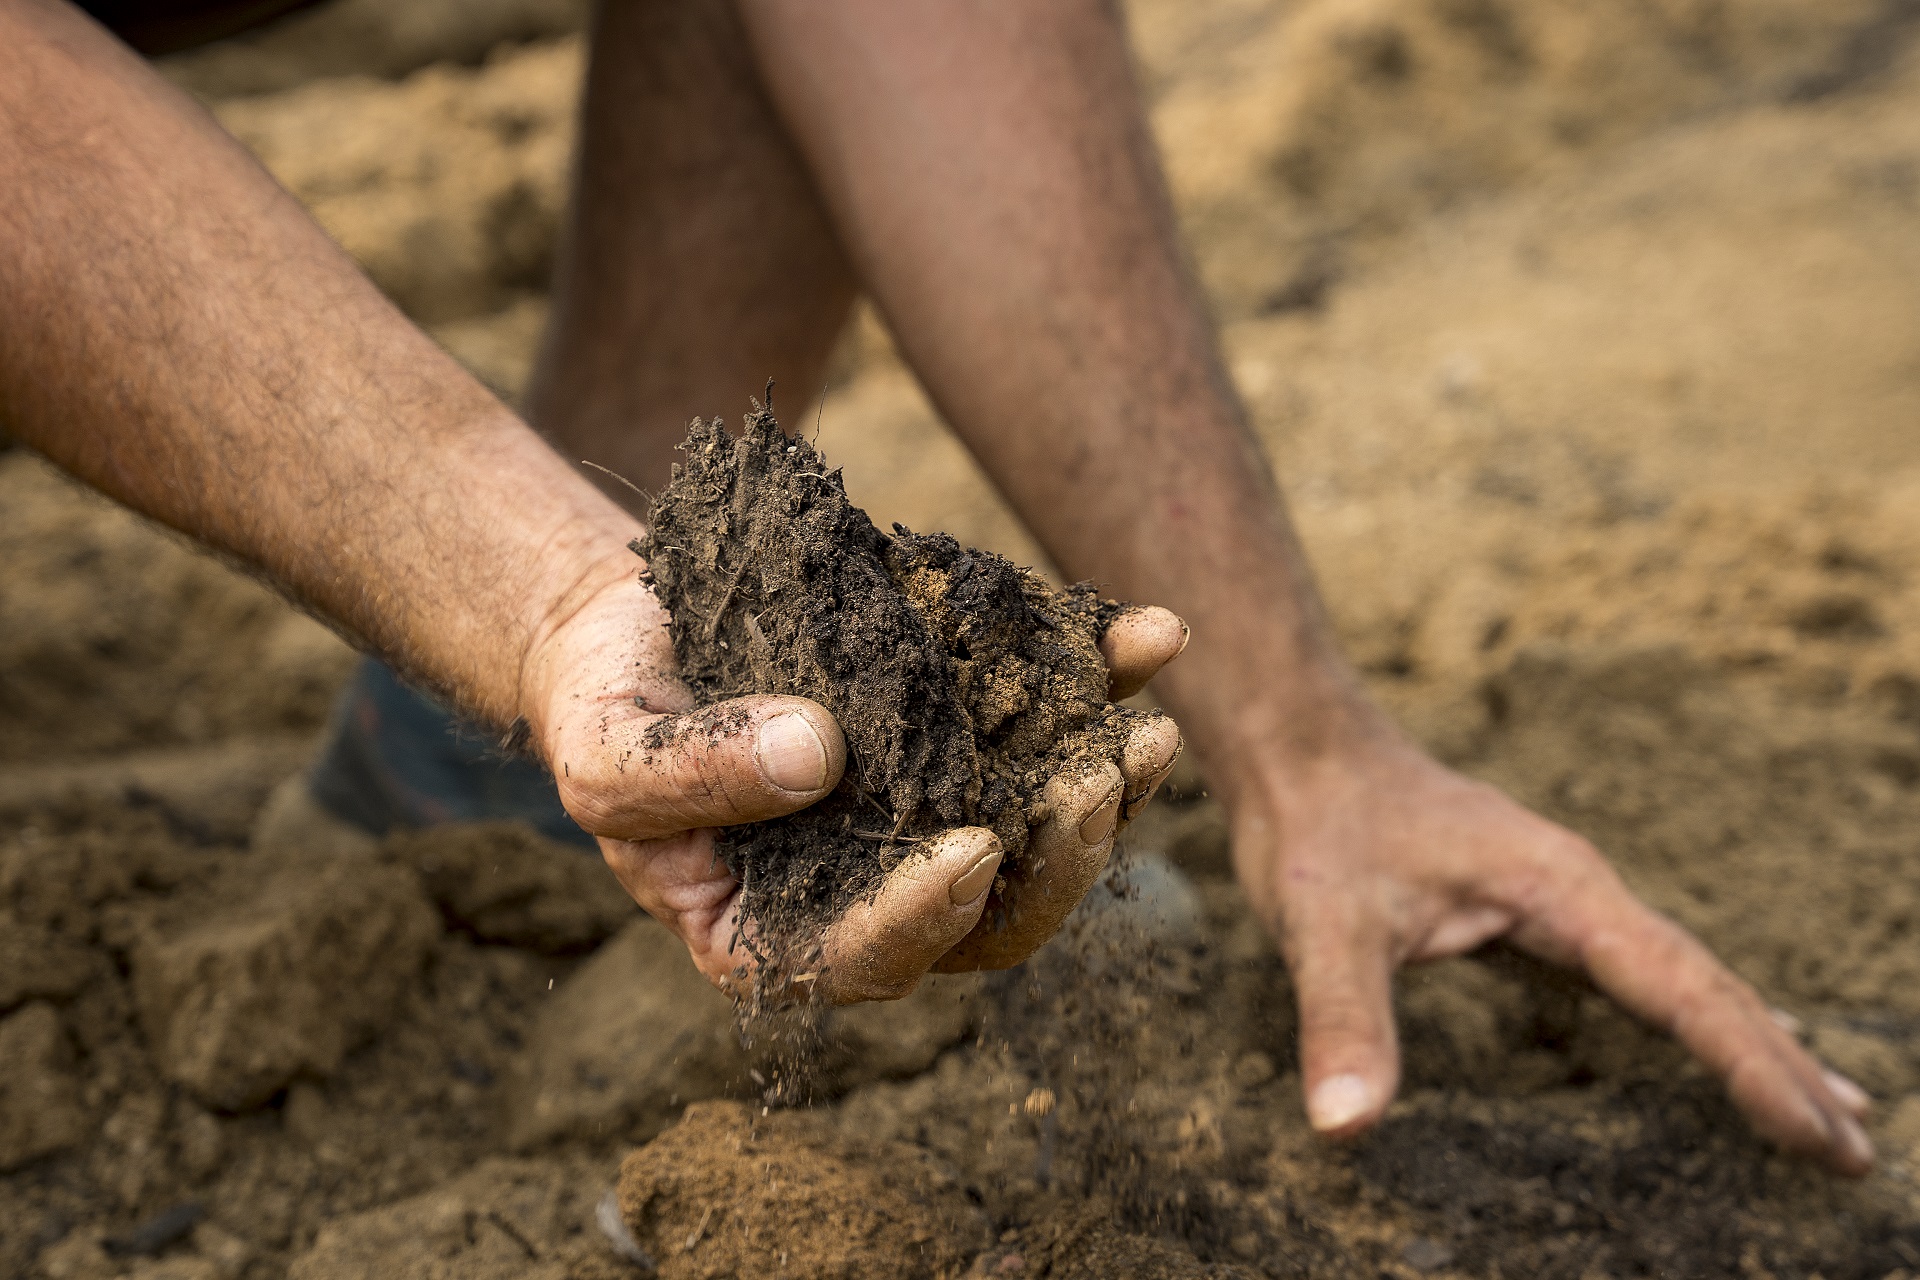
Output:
top-left (1307, 1073), bottom-right (1375, 1133)
top-left (948, 849), bottom-right (1003, 906)
top-left (756, 713), bottom-right (829, 792)
top-left (1770, 1006), bottom-right (1805, 1037)
top-left (1078, 784), bottom-right (1123, 845)
top-left (1823, 1069), bottom-right (1873, 1115)
top-left (1837, 1114), bottom-right (1876, 1169)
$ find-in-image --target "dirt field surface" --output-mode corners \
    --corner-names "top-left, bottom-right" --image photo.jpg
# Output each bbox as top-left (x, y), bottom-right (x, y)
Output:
top-left (7, 0), bottom-right (1920, 1276)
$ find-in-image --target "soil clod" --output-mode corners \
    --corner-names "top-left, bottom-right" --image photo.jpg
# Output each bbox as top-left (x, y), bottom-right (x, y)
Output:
top-left (638, 406), bottom-right (1155, 967)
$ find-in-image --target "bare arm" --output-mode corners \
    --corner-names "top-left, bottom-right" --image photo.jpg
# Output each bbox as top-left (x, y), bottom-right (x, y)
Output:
top-left (0, 0), bottom-right (1187, 1001)
top-left (737, 0), bottom-right (1874, 1171)
top-left (0, 0), bottom-right (636, 726)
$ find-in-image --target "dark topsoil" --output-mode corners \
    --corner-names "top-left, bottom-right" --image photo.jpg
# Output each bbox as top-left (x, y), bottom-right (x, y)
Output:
top-left (638, 406), bottom-right (1143, 958)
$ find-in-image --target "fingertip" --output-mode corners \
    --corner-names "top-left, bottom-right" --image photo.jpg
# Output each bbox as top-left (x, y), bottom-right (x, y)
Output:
top-left (942, 832), bottom-right (1004, 906)
top-left (1121, 714), bottom-right (1183, 781)
top-left (820, 827), bottom-right (1002, 1004)
top-left (1101, 605), bottom-right (1190, 700)
top-left (1043, 761), bottom-right (1124, 849)
top-left (1306, 1072), bottom-right (1386, 1139)
top-left (1821, 1068), bottom-right (1873, 1119)
top-left (1834, 1113), bottom-right (1876, 1175)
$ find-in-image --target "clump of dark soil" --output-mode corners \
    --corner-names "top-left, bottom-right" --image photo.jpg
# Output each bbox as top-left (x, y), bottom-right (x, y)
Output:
top-left (638, 405), bottom-right (1147, 958)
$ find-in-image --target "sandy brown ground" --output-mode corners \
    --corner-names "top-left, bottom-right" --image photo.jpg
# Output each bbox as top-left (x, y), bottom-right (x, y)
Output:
top-left (6, 0), bottom-right (1920, 1275)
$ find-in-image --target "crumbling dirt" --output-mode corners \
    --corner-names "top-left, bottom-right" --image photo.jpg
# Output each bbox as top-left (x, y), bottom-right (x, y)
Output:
top-left (5, 0), bottom-right (1920, 1277)
top-left (640, 407), bottom-right (1144, 953)
top-left (615, 1100), bottom-right (987, 1279)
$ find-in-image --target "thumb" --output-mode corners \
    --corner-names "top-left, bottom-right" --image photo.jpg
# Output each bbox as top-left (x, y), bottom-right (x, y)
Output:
top-left (1289, 907), bottom-right (1401, 1139)
top-left (554, 694), bottom-right (846, 842)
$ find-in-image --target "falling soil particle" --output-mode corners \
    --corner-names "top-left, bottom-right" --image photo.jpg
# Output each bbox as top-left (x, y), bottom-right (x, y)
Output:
top-left (638, 405), bottom-right (1153, 962)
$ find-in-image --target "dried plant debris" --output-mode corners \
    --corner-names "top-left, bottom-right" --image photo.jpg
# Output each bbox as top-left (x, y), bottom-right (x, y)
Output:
top-left (637, 404), bottom-right (1155, 962)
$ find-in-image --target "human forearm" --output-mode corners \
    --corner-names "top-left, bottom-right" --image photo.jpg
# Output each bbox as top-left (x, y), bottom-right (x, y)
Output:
top-left (0, 0), bottom-right (641, 729)
top-left (738, 0), bottom-right (1370, 787)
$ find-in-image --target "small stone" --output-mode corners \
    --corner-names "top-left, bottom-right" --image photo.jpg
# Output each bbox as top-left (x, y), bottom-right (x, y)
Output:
top-left (1229, 1052), bottom-right (1277, 1091)
top-left (103, 1202), bottom-right (206, 1258)
top-left (1401, 1236), bottom-right (1455, 1273)
top-left (0, 1001), bottom-right (87, 1170)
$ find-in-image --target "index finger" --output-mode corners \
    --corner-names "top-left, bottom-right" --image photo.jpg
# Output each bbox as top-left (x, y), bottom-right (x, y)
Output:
top-left (1515, 857), bottom-right (1874, 1175)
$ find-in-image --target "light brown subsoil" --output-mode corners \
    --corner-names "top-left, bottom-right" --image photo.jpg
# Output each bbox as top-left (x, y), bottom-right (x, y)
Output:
top-left (5, 0), bottom-right (1920, 1276)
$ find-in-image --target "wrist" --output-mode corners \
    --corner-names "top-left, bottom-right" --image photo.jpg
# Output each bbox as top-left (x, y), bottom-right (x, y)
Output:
top-left (513, 530), bottom-right (654, 753)
top-left (1183, 665), bottom-right (1408, 813)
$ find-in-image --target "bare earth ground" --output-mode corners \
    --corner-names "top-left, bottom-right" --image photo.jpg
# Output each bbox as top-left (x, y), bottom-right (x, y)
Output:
top-left (6, 1), bottom-right (1920, 1276)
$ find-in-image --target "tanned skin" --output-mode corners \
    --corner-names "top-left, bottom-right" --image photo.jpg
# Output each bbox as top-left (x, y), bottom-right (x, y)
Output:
top-left (0, 0), bottom-right (1186, 1004)
top-left (0, 0), bottom-right (1873, 1171)
top-left (528, 0), bottom-right (1874, 1172)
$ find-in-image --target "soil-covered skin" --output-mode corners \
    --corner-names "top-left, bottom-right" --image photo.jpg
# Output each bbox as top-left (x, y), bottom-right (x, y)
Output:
top-left (7, 1), bottom-right (1920, 1277)
top-left (639, 406), bottom-right (1140, 954)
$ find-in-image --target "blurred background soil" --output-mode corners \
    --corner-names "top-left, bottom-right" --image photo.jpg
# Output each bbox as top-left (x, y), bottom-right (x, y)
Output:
top-left (5, 0), bottom-right (1920, 1275)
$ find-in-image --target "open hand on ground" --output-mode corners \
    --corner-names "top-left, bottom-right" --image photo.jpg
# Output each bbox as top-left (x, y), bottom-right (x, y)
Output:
top-left (522, 563), bottom-right (1185, 1003)
top-left (1226, 703), bottom-right (1877, 1177)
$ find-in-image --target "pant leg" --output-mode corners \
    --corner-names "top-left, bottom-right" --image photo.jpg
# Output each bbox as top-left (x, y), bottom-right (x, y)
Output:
top-left (307, 656), bottom-right (596, 849)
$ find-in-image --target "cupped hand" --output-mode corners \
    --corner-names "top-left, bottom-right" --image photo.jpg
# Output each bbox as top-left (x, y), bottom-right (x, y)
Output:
top-left (521, 561), bottom-right (1186, 1003)
top-left (1227, 707), bottom-right (1875, 1175)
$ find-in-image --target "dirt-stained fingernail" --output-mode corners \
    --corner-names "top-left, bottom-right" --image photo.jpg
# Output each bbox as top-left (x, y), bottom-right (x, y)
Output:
top-left (1823, 1069), bottom-right (1872, 1116)
top-left (1308, 1074), bottom-right (1374, 1133)
top-left (1078, 784), bottom-right (1123, 846)
top-left (948, 849), bottom-right (1003, 906)
top-left (1770, 1007), bottom-right (1805, 1037)
top-left (756, 713), bottom-right (829, 792)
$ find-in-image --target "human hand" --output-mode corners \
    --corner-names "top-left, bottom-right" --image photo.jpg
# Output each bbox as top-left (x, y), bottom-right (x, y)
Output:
top-left (521, 559), bottom-right (1186, 1003)
top-left (1225, 707), bottom-right (1876, 1175)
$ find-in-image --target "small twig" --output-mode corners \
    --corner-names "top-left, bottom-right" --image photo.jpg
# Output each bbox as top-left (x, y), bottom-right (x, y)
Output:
top-left (681, 1205), bottom-right (714, 1254)
top-left (579, 459), bottom-right (651, 503)
top-left (858, 791), bottom-right (895, 824)
top-left (852, 830), bottom-right (926, 844)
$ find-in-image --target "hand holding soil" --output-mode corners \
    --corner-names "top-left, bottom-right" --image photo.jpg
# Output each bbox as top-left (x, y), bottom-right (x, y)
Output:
top-left (522, 408), bottom-right (1185, 1004)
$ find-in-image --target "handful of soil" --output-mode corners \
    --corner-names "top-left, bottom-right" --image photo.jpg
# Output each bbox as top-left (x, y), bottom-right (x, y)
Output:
top-left (637, 404), bottom-right (1153, 963)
